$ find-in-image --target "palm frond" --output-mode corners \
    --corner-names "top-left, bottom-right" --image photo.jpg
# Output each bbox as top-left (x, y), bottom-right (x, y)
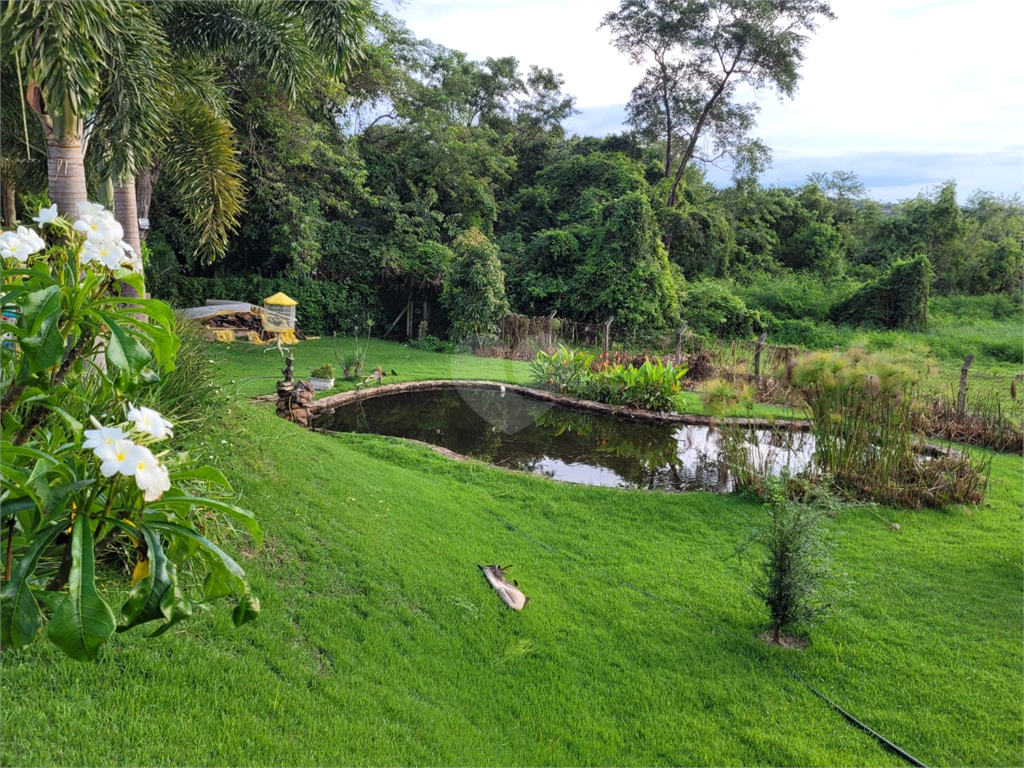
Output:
top-left (88, 1), bottom-right (174, 181)
top-left (160, 98), bottom-right (244, 264)
top-left (153, 0), bottom-right (315, 102)
top-left (289, 0), bottom-right (370, 80)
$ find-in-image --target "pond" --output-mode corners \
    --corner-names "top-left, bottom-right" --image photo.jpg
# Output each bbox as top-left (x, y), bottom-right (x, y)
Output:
top-left (312, 386), bottom-right (815, 493)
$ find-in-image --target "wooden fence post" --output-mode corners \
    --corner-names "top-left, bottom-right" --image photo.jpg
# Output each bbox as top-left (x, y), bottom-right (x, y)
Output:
top-left (674, 323), bottom-right (688, 367)
top-left (602, 315), bottom-right (615, 357)
top-left (956, 354), bottom-right (974, 420)
top-left (754, 333), bottom-right (767, 392)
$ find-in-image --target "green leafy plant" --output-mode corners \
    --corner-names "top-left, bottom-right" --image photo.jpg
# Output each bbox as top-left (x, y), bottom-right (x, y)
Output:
top-left (531, 345), bottom-right (595, 394)
top-left (1, 204), bottom-right (259, 661)
top-left (595, 359), bottom-right (687, 411)
top-left (531, 346), bottom-right (686, 411)
top-left (310, 363), bottom-right (335, 379)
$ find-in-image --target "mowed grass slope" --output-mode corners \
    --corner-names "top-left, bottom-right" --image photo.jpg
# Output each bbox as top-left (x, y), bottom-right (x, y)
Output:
top-left (1, 347), bottom-right (1021, 767)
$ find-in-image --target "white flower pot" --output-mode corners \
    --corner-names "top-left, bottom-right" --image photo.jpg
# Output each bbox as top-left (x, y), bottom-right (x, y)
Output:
top-left (309, 377), bottom-right (335, 391)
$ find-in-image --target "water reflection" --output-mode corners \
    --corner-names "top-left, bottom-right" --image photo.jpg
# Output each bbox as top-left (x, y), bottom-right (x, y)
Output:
top-left (313, 387), bottom-right (814, 493)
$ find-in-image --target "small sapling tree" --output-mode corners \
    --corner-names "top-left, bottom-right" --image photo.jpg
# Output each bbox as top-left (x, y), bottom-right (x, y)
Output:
top-left (744, 480), bottom-right (839, 646)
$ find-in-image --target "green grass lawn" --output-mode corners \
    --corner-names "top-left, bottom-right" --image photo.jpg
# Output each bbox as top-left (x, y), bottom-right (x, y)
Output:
top-left (208, 337), bottom-right (806, 419)
top-left (1, 343), bottom-right (1021, 767)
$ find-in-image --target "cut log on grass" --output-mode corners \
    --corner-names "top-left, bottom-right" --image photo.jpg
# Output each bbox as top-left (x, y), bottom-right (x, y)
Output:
top-left (478, 564), bottom-right (529, 610)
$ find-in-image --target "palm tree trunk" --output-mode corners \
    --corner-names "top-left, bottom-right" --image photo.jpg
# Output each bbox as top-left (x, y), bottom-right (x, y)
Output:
top-left (113, 175), bottom-right (144, 299)
top-left (46, 136), bottom-right (89, 218)
top-left (113, 176), bottom-right (142, 257)
top-left (135, 165), bottom-right (160, 240)
top-left (1, 171), bottom-right (16, 226)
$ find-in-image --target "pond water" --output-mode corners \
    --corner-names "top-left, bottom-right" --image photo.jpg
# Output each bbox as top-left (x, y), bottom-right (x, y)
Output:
top-left (312, 387), bottom-right (815, 493)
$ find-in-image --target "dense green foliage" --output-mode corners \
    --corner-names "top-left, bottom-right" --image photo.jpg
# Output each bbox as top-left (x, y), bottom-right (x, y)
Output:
top-left (830, 254), bottom-right (932, 330)
top-left (531, 345), bottom-right (686, 411)
top-left (3, 3), bottom-right (1020, 346)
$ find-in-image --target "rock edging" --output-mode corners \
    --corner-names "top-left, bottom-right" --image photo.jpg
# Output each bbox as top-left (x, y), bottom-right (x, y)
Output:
top-left (306, 379), bottom-right (814, 431)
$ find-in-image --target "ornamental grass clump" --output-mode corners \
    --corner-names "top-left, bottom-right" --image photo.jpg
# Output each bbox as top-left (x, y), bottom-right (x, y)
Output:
top-left (1, 204), bottom-right (260, 662)
top-left (789, 349), bottom-right (988, 508)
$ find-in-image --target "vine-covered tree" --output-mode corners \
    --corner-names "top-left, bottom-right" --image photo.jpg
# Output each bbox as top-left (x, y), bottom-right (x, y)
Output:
top-left (441, 228), bottom-right (510, 346)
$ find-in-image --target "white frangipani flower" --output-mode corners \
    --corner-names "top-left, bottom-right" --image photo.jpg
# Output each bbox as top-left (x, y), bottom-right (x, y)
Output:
top-left (127, 403), bottom-right (174, 439)
top-left (79, 241), bottom-right (101, 265)
top-left (73, 203), bottom-right (124, 245)
top-left (32, 204), bottom-right (59, 225)
top-left (94, 439), bottom-right (142, 478)
top-left (132, 448), bottom-right (171, 501)
top-left (95, 239), bottom-right (127, 270)
top-left (76, 202), bottom-right (106, 217)
top-left (83, 426), bottom-right (127, 451)
top-left (0, 231), bottom-right (27, 262)
top-left (17, 226), bottom-right (46, 255)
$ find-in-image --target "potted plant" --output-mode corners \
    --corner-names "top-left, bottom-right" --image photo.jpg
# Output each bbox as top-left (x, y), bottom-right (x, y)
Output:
top-left (309, 363), bottom-right (335, 391)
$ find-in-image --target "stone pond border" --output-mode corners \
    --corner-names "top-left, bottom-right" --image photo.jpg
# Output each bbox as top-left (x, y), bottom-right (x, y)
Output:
top-left (307, 379), bottom-right (814, 431)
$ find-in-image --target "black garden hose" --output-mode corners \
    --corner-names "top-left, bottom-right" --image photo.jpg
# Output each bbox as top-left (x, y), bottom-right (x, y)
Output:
top-left (788, 671), bottom-right (928, 768)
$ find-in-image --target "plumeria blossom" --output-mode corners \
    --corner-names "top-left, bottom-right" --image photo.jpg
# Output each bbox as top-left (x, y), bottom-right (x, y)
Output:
top-left (76, 202), bottom-right (106, 217)
top-left (95, 239), bottom-right (129, 270)
top-left (32, 204), bottom-right (59, 226)
top-left (73, 204), bottom-right (124, 245)
top-left (18, 226), bottom-right (47, 255)
top-left (83, 425), bottom-right (127, 451)
top-left (80, 235), bottom-right (135, 271)
top-left (131, 446), bottom-right (171, 501)
top-left (127, 403), bottom-right (174, 439)
top-left (94, 439), bottom-right (143, 478)
top-left (0, 231), bottom-right (27, 261)
top-left (0, 227), bottom-right (46, 262)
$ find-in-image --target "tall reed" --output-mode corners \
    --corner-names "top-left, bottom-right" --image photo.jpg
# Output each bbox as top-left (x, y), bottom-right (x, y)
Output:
top-left (789, 350), bottom-right (988, 509)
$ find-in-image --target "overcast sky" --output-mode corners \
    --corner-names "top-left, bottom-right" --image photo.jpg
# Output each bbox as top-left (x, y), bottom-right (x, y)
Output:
top-left (388, 0), bottom-right (1022, 203)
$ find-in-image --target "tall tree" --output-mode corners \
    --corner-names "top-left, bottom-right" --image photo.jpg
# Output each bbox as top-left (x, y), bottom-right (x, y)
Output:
top-left (602, 0), bottom-right (834, 207)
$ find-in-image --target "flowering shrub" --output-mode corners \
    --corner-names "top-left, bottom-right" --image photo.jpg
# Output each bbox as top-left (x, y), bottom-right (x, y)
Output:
top-left (1, 204), bottom-right (259, 661)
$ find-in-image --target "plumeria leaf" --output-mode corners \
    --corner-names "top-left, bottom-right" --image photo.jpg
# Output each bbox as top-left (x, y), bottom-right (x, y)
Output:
top-left (119, 525), bottom-right (178, 632)
top-left (97, 311), bottom-right (152, 376)
top-left (147, 496), bottom-right (262, 544)
top-left (232, 591), bottom-right (260, 627)
top-left (167, 465), bottom-right (232, 489)
top-left (16, 285), bottom-right (60, 339)
top-left (18, 306), bottom-right (66, 376)
top-left (47, 515), bottom-right (117, 661)
top-left (148, 580), bottom-right (194, 637)
top-left (0, 521), bottom-right (66, 648)
top-left (146, 520), bottom-right (250, 588)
